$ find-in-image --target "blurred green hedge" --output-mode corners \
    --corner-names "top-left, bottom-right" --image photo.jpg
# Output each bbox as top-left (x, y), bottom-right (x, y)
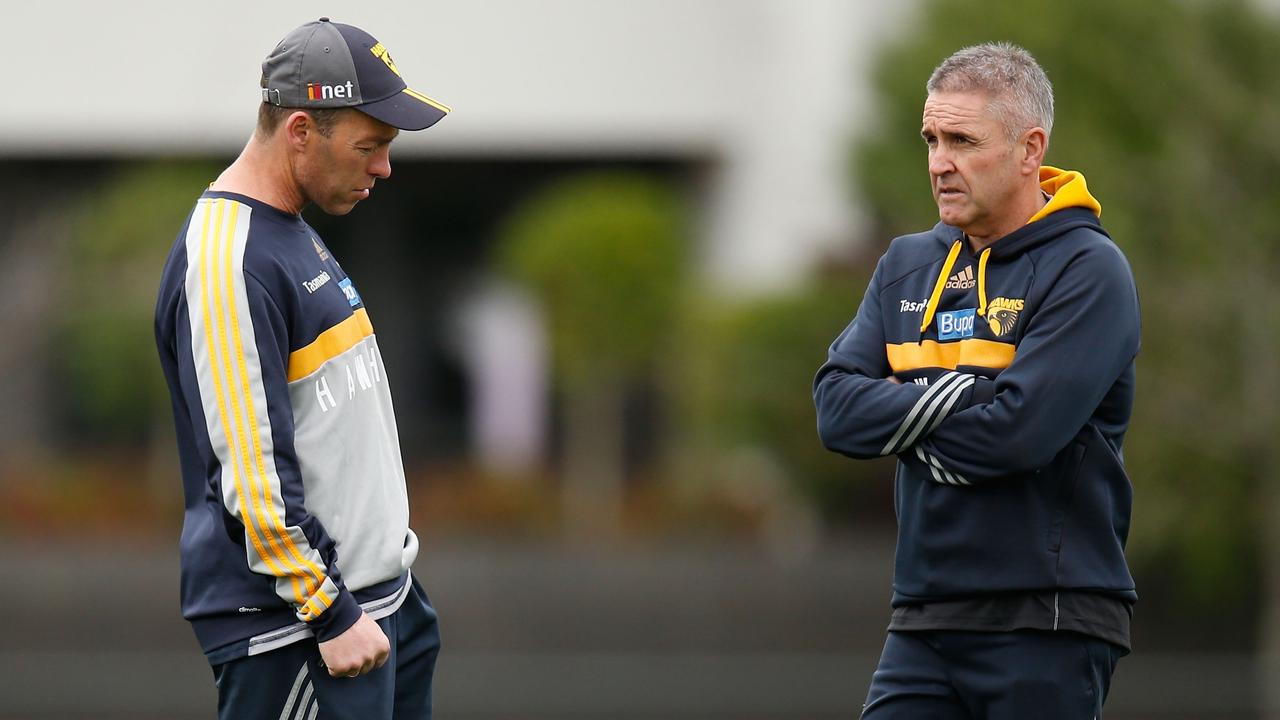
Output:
top-left (58, 161), bottom-right (218, 446)
top-left (671, 276), bottom-right (891, 522)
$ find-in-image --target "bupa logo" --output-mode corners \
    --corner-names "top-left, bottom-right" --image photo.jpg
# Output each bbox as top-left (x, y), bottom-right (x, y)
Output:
top-left (337, 277), bottom-right (362, 307)
top-left (986, 297), bottom-right (1024, 337)
top-left (937, 308), bottom-right (976, 341)
top-left (307, 81), bottom-right (356, 101)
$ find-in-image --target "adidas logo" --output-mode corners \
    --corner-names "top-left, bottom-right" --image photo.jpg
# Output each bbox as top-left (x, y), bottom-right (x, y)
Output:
top-left (945, 265), bottom-right (975, 290)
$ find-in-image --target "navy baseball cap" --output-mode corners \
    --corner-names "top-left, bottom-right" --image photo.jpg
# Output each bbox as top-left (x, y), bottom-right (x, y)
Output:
top-left (260, 18), bottom-right (450, 131)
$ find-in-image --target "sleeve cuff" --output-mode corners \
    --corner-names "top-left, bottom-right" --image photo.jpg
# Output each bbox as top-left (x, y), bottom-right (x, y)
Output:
top-left (305, 587), bottom-right (362, 643)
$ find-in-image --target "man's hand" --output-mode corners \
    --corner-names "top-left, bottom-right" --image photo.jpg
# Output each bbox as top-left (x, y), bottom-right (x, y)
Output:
top-left (318, 612), bottom-right (390, 678)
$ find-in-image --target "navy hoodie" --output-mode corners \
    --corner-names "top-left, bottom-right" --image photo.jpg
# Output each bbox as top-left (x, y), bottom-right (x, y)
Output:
top-left (814, 167), bottom-right (1140, 638)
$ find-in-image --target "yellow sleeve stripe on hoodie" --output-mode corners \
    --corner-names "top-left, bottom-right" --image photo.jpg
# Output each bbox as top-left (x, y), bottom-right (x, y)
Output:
top-left (197, 198), bottom-right (331, 609)
top-left (213, 200), bottom-right (331, 598)
top-left (198, 199), bottom-right (305, 604)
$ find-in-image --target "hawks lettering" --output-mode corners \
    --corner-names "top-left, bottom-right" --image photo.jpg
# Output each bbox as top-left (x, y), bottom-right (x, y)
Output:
top-left (316, 346), bottom-right (384, 412)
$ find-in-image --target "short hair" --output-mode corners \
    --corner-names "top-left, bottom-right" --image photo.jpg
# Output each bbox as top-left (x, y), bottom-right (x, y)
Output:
top-left (926, 42), bottom-right (1054, 141)
top-left (255, 103), bottom-right (349, 140)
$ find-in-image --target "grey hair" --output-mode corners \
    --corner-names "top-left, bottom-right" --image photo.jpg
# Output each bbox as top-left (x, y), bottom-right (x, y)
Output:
top-left (926, 42), bottom-right (1054, 141)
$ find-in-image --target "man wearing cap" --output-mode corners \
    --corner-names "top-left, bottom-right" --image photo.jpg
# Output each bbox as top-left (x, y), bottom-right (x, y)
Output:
top-left (154, 18), bottom-right (450, 719)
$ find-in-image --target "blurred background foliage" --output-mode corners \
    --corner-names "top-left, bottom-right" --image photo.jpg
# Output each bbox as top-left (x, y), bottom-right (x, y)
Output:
top-left (496, 173), bottom-right (688, 528)
top-left (670, 276), bottom-right (888, 525)
top-left (498, 173), bottom-right (687, 384)
top-left (494, 173), bottom-right (887, 536)
top-left (856, 0), bottom-right (1280, 616)
top-left (9, 3), bottom-right (1280, 717)
top-left (7, 0), bottom-right (1279, 643)
top-left (57, 162), bottom-right (219, 447)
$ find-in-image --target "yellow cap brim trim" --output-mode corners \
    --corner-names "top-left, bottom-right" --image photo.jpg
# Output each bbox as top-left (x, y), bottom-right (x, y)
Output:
top-left (403, 87), bottom-right (451, 114)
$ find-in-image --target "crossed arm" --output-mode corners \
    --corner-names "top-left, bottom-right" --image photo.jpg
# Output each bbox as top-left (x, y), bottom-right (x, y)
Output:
top-left (815, 244), bottom-right (1139, 484)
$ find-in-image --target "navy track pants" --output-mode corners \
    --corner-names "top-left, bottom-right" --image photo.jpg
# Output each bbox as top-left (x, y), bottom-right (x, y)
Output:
top-left (862, 630), bottom-right (1121, 720)
top-left (213, 577), bottom-right (440, 720)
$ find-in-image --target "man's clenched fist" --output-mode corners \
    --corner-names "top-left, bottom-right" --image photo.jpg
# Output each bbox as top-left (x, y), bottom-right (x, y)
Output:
top-left (319, 612), bottom-right (390, 678)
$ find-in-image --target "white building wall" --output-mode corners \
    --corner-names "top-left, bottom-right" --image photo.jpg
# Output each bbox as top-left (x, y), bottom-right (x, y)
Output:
top-left (1, 1), bottom-right (917, 290)
top-left (700, 0), bottom-right (916, 292)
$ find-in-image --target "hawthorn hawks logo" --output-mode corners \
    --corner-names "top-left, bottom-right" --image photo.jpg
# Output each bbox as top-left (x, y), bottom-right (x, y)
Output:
top-left (986, 297), bottom-right (1024, 337)
top-left (370, 42), bottom-right (401, 77)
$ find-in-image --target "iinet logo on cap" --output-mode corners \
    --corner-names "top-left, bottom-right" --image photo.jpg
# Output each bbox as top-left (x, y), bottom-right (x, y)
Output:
top-left (306, 81), bottom-right (355, 101)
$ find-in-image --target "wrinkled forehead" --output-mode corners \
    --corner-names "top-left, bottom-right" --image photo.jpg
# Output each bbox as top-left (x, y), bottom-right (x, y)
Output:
top-left (922, 90), bottom-right (999, 128)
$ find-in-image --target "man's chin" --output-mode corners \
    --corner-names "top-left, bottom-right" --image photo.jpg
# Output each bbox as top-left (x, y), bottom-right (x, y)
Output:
top-left (317, 200), bottom-right (359, 216)
top-left (936, 208), bottom-right (971, 229)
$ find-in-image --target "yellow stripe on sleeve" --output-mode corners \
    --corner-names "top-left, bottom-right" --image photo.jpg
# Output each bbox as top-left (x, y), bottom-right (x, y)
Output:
top-left (300, 598), bottom-right (322, 621)
top-left (212, 200), bottom-right (315, 601)
top-left (217, 200), bottom-right (329, 597)
top-left (886, 339), bottom-right (1015, 374)
top-left (199, 199), bottom-right (301, 605)
top-left (286, 309), bottom-right (375, 382)
top-left (299, 589), bottom-right (335, 622)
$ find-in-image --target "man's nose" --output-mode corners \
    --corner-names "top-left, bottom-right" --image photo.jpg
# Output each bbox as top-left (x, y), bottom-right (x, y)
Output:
top-left (928, 147), bottom-right (954, 177)
top-left (370, 148), bottom-right (392, 179)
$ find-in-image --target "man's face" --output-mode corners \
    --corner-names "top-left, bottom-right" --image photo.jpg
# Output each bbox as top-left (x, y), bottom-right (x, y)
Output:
top-left (296, 110), bottom-right (399, 216)
top-left (921, 91), bottom-right (1024, 237)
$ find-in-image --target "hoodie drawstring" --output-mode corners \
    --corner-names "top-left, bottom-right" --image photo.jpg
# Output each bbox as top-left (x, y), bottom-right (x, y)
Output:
top-left (976, 247), bottom-right (991, 317)
top-left (920, 242), bottom-right (993, 337)
top-left (920, 240), bottom-right (962, 336)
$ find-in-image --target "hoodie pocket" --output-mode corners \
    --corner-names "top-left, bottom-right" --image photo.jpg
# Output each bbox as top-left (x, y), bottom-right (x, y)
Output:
top-left (1047, 436), bottom-right (1088, 554)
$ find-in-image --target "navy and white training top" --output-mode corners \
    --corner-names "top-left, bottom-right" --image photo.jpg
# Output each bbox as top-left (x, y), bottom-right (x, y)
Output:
top-left (155, 190), bottom-right (416, 665)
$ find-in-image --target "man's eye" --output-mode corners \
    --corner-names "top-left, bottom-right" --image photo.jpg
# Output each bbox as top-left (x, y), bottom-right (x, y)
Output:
top-left (356, 146), bottom-right (374, 155)
top-left (953, 136), bottom-right (971, 145)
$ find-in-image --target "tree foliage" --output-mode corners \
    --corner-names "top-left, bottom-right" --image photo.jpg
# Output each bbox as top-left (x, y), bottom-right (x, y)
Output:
top-left (497, 172), bottom-right (688, 526)
top-left (497, 172), bottom-right (687, 386)
top-left (673, 276), bottom-right (891, 519)
top-left (58, 161), bottom-right (219, 446)
top-left (856, 0), bottom-right (1280, 603)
